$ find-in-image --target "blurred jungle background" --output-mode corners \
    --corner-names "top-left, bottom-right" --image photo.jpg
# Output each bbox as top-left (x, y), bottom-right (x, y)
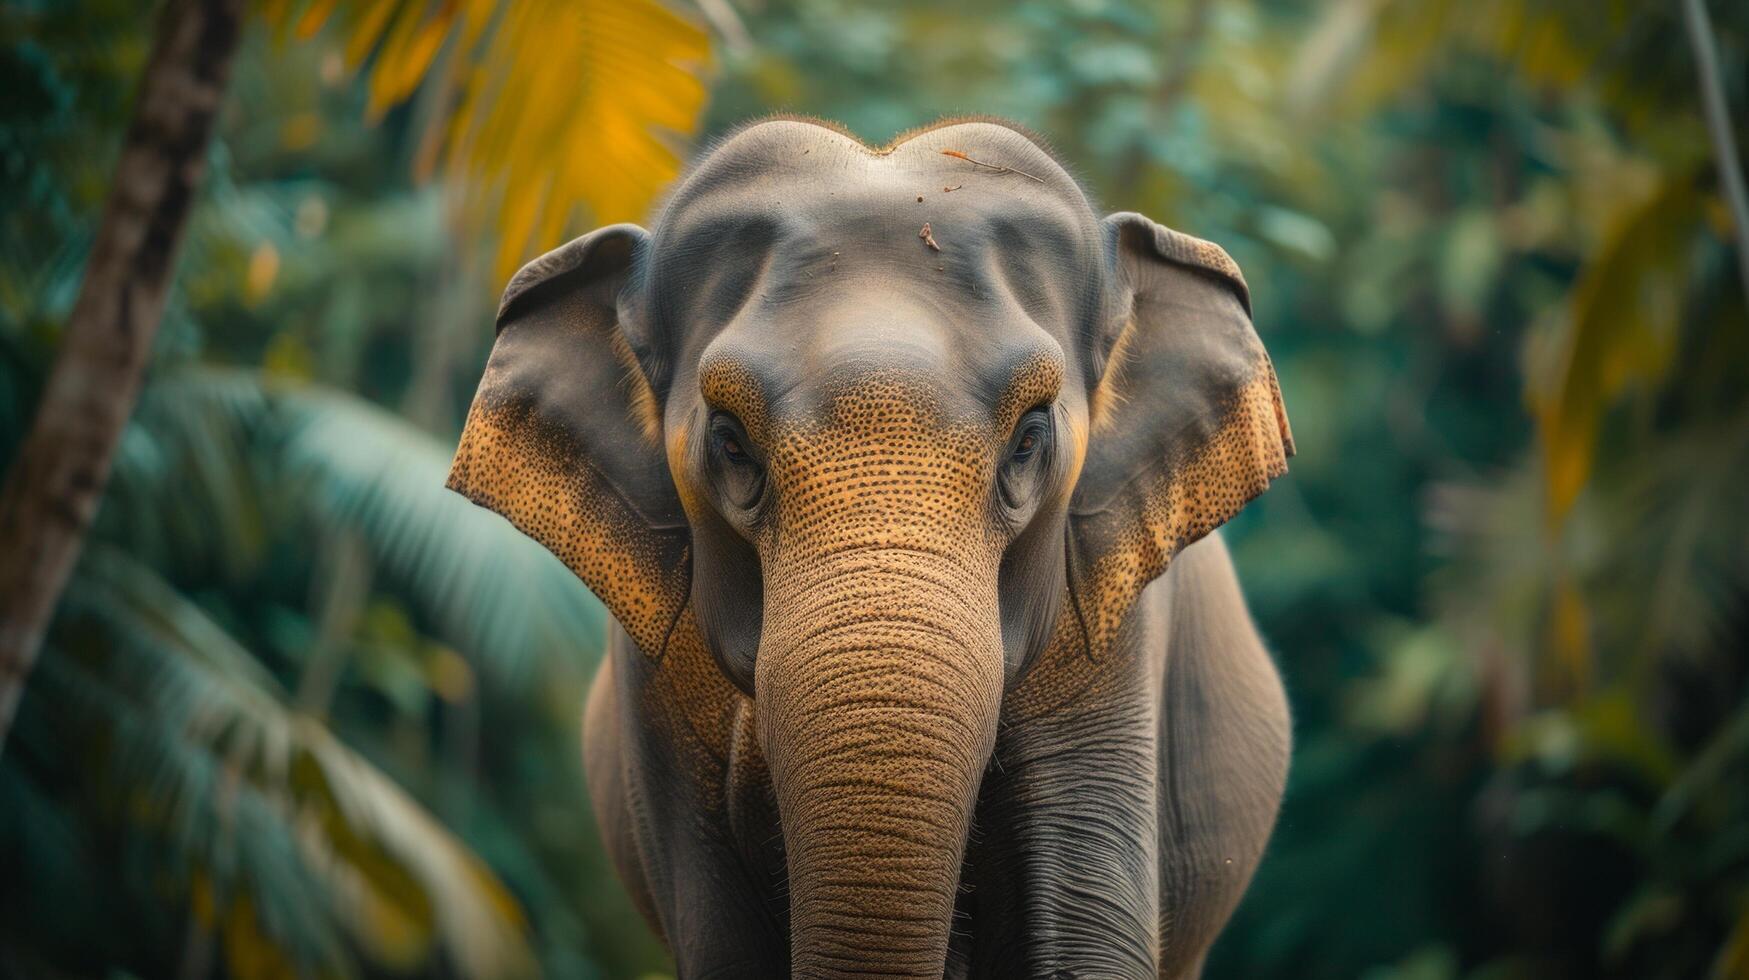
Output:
top-left (2, 0), bottom-right (1747, 977)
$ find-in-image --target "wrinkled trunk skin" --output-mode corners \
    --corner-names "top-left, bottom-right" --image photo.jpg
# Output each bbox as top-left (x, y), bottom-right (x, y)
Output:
top-left (757, 544), bottom-right (1003, 979)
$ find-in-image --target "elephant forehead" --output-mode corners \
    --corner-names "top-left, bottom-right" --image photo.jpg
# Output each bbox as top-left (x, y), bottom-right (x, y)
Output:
top-left (643, 120), bottom-right (1108, 345)
top-left (661, 118), bottom-right (1092, 224)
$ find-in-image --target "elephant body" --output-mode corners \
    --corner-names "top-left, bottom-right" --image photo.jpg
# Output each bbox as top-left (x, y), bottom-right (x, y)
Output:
top-left (585, 530), bottom-right (1289, 979)
top-left (448, 118), bottom-right (1295, 978)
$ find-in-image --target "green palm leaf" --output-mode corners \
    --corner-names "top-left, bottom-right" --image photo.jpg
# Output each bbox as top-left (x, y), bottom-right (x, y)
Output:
top-left (30, 544), bottom-right (537, 978)
top-left (112, 367), bottom-right (606, 684)
top-left (273, 381), bottom-right (607, 681)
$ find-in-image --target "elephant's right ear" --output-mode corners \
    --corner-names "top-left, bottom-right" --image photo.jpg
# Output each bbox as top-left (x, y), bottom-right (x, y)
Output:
top-left (447, 225), bottom-right (689, 657)
top-left (1068, 214), bottom-right (1293, 656)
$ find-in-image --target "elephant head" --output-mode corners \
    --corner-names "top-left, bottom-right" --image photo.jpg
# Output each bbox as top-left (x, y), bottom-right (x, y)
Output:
top-left (447, 119), bottom-right (1292, 977)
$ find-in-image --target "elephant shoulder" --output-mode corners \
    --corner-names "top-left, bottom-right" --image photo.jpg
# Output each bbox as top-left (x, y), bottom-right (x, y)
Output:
top-left (1145, 532), bottom-right (1243, 633)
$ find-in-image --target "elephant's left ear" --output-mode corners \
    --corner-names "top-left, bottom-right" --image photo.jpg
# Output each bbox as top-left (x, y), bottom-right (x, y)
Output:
top-left (447, 225), bottom-right (691, 658)
top-left (1070, 212), bottom-right (1294, 651)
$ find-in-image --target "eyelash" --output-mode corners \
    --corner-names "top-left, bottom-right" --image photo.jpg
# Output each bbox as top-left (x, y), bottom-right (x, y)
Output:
top-left (1009, 412), bottom-right (1050, 464)
top-left (711, 416), bottom-right (755, 465)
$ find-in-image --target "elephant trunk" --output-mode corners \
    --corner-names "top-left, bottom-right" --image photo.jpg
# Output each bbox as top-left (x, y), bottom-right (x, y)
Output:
top-left (757, 546), bottom-right (1003, 979)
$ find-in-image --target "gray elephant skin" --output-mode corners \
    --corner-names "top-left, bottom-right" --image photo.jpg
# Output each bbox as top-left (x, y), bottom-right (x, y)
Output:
top-left (447, 117), bottom-right (1295, 979)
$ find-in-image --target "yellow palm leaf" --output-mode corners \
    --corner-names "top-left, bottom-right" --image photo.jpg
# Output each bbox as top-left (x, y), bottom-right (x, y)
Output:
top-left (1529, 172), bottom-right (1703, 520)
top-left (269, 0), bottom-right (710, 281)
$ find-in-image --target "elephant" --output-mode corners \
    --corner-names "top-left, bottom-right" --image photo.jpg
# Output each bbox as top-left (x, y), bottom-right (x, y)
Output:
top-left (447, 117), bottom-right (1295, 979)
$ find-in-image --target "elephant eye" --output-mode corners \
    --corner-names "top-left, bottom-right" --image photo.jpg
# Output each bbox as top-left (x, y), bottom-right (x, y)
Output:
top-left (710, 413), bottom-right (758, 467)
top-left (710, 413), bottom-right (765, 511)
top-left (1007, 410), bottom-right (1051, 466)
top-left (998, 409), bottom-right (1052, 515)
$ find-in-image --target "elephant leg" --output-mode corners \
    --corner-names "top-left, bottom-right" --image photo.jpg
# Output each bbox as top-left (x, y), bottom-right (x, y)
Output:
top-left (582, 654), bottom-right (662, 938)
top-left (966, 611), bottom-right (1163, 979)
top-left (587, 649), bottom-right (786, 980)
top-left (965, 712), bottom-right (1162, 979)
top-left (594, 627), bottom-right (790, 978)
top-left (1150, 533), bottom-right (1291, 979)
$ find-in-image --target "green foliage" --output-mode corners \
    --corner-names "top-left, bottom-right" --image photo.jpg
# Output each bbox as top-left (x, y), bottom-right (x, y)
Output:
top-left (3, 1), bottom-right (1747, 978)
top-left (2, 5), bottom-right (653, 977)
top-left (20, 543), bottom-right (535, 979)
top-left (0, 361), bottom-right (629, 977)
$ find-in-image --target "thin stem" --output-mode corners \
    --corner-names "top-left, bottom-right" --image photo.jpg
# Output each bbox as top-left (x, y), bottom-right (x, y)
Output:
top-left (1682, 0), bottom-right (1749, 309)
top-left (295, 532), bottom-right (372, 718)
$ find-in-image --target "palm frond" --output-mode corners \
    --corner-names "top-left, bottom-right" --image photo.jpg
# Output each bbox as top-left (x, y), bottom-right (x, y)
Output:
top-left (272, 377), bottom-right (608, 681)
top-left (110, 366), bottom-right (606, 683)
top-left (29, 544), bottom-right (537, 978)
top-left (1429, 407), bottom-right (1749, 701)
top-left (107, 366), bottom-right (271, 582)
top-left (268, 0), bottom-right (712, 280)
top-left (1604, 410), bottom-right (1749, 664)
top-left (1529, 172), bottom-right (1704, 522)
top-left (1292, 0), bottom-right (1645, 119)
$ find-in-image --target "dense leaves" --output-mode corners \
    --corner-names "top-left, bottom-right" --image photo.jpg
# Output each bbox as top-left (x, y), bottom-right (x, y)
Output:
top-left (2, 3), bottom-right (658, 976)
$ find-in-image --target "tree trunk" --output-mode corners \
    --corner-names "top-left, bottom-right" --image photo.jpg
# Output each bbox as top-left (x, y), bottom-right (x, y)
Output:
top-left (0, 0), bottom-right (245, 750)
